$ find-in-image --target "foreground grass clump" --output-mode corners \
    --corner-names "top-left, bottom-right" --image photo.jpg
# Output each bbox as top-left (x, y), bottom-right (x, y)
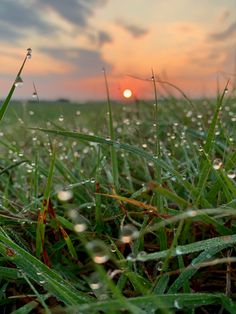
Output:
top-left (1, 55), bottom-right (236, 313)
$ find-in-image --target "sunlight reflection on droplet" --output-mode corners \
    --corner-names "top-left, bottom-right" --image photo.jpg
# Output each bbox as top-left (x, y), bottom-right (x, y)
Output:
top-left (86, 240), bottom-right (109, 264)
top-left (57, 190), bottom-right (73, 202)
top-left (120, 224), bottom-right (139, 244)
top-left (213, 158), bottom-right (223, 170)
top-left (227, 170), bottom-right (236, 179)
top-left (14, 76), bottom-right (23, 88)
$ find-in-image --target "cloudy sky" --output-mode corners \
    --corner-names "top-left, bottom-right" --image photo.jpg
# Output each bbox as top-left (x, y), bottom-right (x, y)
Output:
top-left (0, 0), bottom-right (235, 100)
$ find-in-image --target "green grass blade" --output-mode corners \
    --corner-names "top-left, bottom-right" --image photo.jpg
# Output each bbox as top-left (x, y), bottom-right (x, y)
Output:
top-left (135, 233), bottom-right (236, 262)
top-left (65, 293), bottom-right (235, 313)
top-left (0, 52), bottom-right (29, 122)
top-left (0, 228), bottom-right (92, 305)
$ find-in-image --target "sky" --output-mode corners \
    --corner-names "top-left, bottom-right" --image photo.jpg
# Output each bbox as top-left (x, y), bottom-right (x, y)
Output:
top-left (0, 0), bottom-right (235, 100)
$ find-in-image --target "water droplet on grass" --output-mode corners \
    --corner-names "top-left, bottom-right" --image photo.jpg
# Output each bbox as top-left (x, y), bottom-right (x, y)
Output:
top-left (174, 300), bottom-right (182, 309)
top-left (126, 253), bottom-right (136, 262)
top-left (120, 224), bottom-right (139, 244)
top-left (32, 92), bottom-right (37, 99)
top-left (89, 272), bottom-right (102, 290)
top-left (213, 158), bottom-right (223, 170)
top-left (74, 222), bottom-right (87, 233)
top-left (187, 210), bottom-right (197, 217)
top-left (26, 48), bottom-right (32, 59)
top-left (137, 251), bottom-right (147, 261)
top-left (57, 190), bottom-right (73, 202)
top-left (227, 170), bottom-right (236, 179)
top-left (156, 261), bottom-right (163, 271)
top-left (58, 115), bottom-right (64, 122)
top-left (14, 76), bottom-right (23, 88)
top-left (86, 240), bottom-right (109, 264)
top-left (110, 244), bottom-right (116, 253)
top-left (39, 279), bottom-right (45, 285)
top-left (175, 246), bottom-right (182, 255)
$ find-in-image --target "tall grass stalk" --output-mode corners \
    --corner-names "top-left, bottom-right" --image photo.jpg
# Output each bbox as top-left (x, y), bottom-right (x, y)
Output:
top-left (103, 68), bottom-right (119, 190)
top-left (151, 70), bottom-right (167, 251)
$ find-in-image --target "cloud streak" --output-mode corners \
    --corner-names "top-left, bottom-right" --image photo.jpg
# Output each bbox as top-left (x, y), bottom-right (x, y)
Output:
top-left (117, 20), bottom-right (148, 38)
top-left (0, 0), bottom-right (55, 34)
top-left (209, 21), bottom-right (236, 41)
top-left (42, 47), bottom-right (112, 78)
top-left (0, 0), bottom-right (109, 42)
top-left (39, 0), bottom-right (107, 28)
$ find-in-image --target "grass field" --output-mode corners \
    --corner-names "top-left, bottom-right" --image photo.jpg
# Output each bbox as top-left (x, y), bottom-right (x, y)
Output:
top-left (1, 51), bottom-right (236, 313)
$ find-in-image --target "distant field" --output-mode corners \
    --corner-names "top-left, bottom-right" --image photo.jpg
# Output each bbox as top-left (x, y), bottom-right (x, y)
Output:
top-left (1, 92), bottom-right (236, 313)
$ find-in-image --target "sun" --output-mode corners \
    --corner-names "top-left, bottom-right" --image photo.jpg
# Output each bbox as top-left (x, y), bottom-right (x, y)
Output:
top-left (123, 88), bottom-right (133, 99)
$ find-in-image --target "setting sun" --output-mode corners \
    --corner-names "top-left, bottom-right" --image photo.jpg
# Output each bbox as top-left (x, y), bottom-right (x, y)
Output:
top-left (123, 88), bottom-right (133, 99)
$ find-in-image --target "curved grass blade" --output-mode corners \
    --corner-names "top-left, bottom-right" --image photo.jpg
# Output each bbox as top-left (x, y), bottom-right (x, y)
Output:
top-left (135, 233), bottom-right (236, 262)
top-left (0, 228), bottom-right (92, 305)
top-left (65, 293), bottom-right (236, 313)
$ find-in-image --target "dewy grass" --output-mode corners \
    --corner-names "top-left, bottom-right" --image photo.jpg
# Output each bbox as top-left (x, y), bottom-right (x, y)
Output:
top-left (0, 48), bottom-right (31, 122)
top-left (1, 50), bottom-right (236, 313)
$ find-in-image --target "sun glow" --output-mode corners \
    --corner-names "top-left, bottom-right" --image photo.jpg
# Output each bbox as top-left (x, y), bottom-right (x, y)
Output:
top-left (123, 88), bottom-right (133, 98)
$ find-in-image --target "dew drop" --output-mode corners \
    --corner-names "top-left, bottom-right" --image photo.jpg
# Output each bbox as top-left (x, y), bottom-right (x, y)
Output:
top-left (110, 244), bottom-right (116, 253)
top-left (175, 246), bottom-right (182, 255)
top-left (186, 210), bottom-right (197, 217)
top-left (26, 48), bottom-right (32, 59)
top-left (174, 300), bottom-right (182, 309)
top-left (14, 76), bottom-right (23, 88)
top-left (156, 261), bottom-right (163, 271)
top-left (213, 158), bottom-right (223, 170)
top-left (227, 170), bottom-right (236, 179)
top-left (57, 190), bottom-right (73, 202)
top-left (89, 273), bottom-right (102, 290)
top-left (126, 253), bottom-right (136, 262)
top-left (120, 224), bottom-right (139, 244)
top-left (39, 279), bottom-right (45, 285)
top-left (86, 240), bottom-right (109, 264)
top-left (32, 92), bottom-right (37, 99)
top-left (74, 222), bottom-right (87, 233)
top-left (137, 251), bottom-right (147, 261)
top-left (58, 115), bottom-right (64, 122)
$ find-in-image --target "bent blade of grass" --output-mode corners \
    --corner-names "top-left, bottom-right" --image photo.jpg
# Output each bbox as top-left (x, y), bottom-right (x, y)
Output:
top-left (167, 244), bottom-right (231, 293)
top-left (21, 273), bottom-right (51, 314)
top-left (135, 233), bottom-right (236, 262)
top-left (0, 227), bottom-right (92, 305)
top-left (11, 298), bottom-right (49, 314)
top-left (0, 266), bottom-right (19, 280)
top-left (0, 160), bottom-right (29, 176)
top-left (147, 207), bottom-right (233, 236)
top-left (65, 293), bottom-right (235, 313)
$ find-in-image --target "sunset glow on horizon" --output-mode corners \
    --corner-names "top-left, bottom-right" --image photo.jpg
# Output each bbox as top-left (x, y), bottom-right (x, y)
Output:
top-left (0, 0), bottom-right (235, 100)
